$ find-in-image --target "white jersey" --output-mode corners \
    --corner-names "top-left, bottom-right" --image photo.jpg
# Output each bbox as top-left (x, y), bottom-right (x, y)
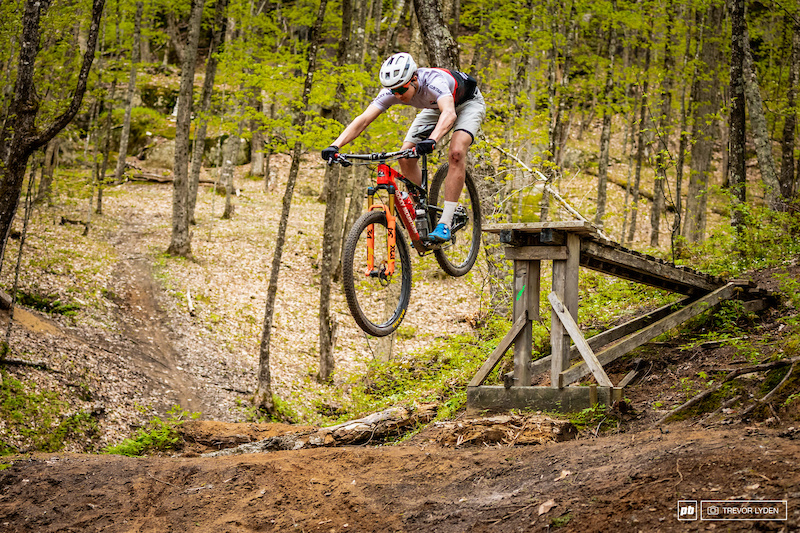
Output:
top-left (371, 68), bottom-right (460, 111)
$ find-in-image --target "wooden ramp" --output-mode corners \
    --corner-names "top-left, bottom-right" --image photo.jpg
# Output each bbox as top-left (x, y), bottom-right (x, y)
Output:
top-left (467, 221), bottom-right (774, 414)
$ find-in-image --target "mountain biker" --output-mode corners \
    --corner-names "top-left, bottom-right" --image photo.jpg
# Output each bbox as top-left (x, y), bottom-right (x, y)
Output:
top-left (321, 52), bottom-right (486, 243)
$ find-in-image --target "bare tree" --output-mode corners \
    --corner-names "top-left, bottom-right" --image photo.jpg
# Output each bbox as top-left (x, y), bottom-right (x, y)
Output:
top-left (729, 0), bottom-right (747, 231)
top-left (412, 0), bottom-right (459, 68)
top-left (319, 0), bottom-right (357, 382)
top-left (0, 0), bottom-right (105, 269)
top-left (650, 2), bottom-right (674, 247)
top-left (779, 17), bottom-right (799, 204)
top-left (684, 4), bottom-right (724, 243)
top-left (189, 0), bottom-right (228, 225)
top-left (594, 25), bottom-right (617, 231)
top-left (743, 28), bottom-right (781, 209)
top-left (166, 0), bottom-right (204, 258)
top-left (256, 0), bottom-right (328, 413)
top-left (113, 1), bottom-right (142, 183)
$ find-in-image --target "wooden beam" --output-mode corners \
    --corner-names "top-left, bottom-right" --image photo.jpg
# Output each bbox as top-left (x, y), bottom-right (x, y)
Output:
top-left (548, 292), bottom-right (613, 387)
top-left (484, 221), bottom-right (599, 236)
top-left (505, 246), bottom-right (568, 261)
top-left (559, 283), bottom-right (740, 386)
top-left (528, 294), bottom-right (698, 377)
top-left (468, 312), bottom-right (528, 387)
top-left (551, 234), bottom-right (580, 387)
top-left (512, 259), bottom-right (539, 388)
top-left (581, 240), bottom-right (722, 294)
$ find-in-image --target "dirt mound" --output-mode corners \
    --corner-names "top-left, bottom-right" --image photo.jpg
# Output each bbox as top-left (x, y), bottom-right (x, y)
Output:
top-left (1, 423), bottom-right (799, 532)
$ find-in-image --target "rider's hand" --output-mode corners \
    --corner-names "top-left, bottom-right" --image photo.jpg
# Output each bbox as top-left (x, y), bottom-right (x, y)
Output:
top-left (321, 145), bottom-right (339, 162)
top-left (416, 139), bottom-right (436, 155)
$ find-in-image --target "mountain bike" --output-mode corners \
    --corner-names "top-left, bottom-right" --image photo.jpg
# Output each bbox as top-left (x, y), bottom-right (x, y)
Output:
top-left (329, 149), bottom-right (482, 337)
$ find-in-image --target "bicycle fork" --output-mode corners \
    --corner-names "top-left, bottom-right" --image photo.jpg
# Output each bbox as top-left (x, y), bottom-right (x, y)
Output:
top-left (365, 186), bottom-right (397, 280)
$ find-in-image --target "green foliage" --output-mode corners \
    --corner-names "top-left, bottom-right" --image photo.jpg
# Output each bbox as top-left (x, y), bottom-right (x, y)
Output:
top-left (15, 290), bottom-right (81, 316)
top-left (320, 318), bottom-right (512, 425)
top-left (103, 405), bottom-right (199, 457)
top-left (568, 403), bottom-right (612, 432)
top-left (684, 207), bottom-right (800, 278)
top-left (129, 107), bottom-right (176, 143)
top-left (0, 371), bottom-right (98, 455)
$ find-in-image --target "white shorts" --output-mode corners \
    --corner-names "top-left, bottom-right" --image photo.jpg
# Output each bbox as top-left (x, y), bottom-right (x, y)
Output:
top-left (404, 90), bottom-right (486, 145)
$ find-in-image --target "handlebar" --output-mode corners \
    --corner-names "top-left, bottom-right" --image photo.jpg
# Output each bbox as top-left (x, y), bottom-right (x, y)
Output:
top-left (327, 148), bottom-right (420, 167)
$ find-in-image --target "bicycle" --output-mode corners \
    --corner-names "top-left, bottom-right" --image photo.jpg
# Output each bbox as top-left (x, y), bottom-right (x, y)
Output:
top-left (329, 148), bottom-right (482, 337)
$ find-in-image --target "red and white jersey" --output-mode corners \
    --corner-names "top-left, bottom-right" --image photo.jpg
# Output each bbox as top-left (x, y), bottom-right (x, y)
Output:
top-left (372, 68), bottom-right (466, 111)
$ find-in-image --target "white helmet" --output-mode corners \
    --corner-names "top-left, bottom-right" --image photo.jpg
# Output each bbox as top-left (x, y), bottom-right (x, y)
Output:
top-left (379, 53), bottom-right (417, 89)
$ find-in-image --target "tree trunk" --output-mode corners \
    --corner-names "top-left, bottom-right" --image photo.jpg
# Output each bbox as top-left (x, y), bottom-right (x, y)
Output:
top-left (189, 0), bottom-right (228, 225)
top-left (166, 0), bottom-right (204, 258)
top-left (34, 137), bottom-right (60, 206)
top-left (113, 1), bottom-right (143, 183)
top-left (743, 29), bottom-right (781, 209)
top-left (650, 5), bottom-right (673, 247)
top-left (594, 26), bottom-right (616, 230)
top-left (96, 78), bottom-right (118, 215)
top-left (380, 0), bottom-right (408, 57)
top-left (256, 0), bottom-right (328, 412)
top-left (413, 0), bottom-right (459, 68)
top-left (779, 18), bottom-right (799, 203)
top-left (0, 0), bottom-right (104, 269)
top-left (729, 0), bottom-right (747, 232)
top-left (674, 17), bottom-right (696, 244)
top-left (626, 25), bottom-right (652, 246)
top-left (319, 0), bottom-right (357, 382)
top-left (221, 127), bottom-right (241, 220)
top-left (683, 4), bottom-right (724, 243)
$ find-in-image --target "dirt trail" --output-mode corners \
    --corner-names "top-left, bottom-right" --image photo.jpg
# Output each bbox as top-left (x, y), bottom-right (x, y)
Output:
top-left (103, 209), bottom-right (213, 418)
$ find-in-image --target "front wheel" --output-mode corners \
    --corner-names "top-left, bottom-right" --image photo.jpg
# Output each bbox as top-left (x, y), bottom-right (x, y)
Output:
top-left (429, 163), bottom-right (482, 277)
top-left (342, 210), bottom-right (412, 337)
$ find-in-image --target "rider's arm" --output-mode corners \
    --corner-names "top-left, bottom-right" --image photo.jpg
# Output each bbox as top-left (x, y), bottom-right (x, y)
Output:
top-left (331, 104), bottom-right (384, 148)
top-left (428, 95), bottom-right (457, 144)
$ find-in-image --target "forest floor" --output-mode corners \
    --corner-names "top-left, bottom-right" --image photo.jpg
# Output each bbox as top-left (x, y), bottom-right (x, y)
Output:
top-left (1, 154), bottom-right (800, 531)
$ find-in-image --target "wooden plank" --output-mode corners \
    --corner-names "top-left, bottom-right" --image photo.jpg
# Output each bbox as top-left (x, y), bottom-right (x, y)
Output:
top-left (484, 221), bottom-right (598, 236)
top-left (505, 246), bottom-right (568, 261)
top-left (548, 292), bottom-right (613, 387)
top-left (550, 234), bottom-right (580, 387)
top-left (468, 312), bottom-right (529, 387)
top-left (512, 259), bottom-right (539, 388)
top-left (467, 385), bottom-right (615, 414)
top-left (580, 240), bottom-right (721, 293)
top-left (559, 283), bottom-right (740, 385)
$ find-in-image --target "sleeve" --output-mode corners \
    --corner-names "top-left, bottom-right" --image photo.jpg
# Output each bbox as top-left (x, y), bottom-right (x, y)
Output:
top-left (426, 72), bottom-right (453, 103)
top-left (371, 89), bottom-right (399, 111)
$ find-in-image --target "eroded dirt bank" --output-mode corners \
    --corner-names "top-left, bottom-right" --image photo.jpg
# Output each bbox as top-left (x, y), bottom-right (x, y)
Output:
top-left (1, 424), bottom-right (799, 532)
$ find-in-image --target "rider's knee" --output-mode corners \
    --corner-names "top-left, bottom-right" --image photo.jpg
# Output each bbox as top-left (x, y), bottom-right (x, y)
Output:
top-left (448, 146), bottom-right (466, 166)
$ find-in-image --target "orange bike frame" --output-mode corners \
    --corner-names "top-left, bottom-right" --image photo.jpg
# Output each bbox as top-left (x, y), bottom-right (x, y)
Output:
top-left (364, 162), bottom-right (418, 277)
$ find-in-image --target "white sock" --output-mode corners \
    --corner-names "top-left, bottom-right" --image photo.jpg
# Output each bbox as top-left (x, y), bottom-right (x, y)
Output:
top-left (439, 201), bottom-right (458, 228)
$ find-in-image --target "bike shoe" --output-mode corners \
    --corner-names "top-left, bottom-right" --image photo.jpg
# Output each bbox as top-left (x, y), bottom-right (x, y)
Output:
top-left (429, 223), bottom-right (451, 243)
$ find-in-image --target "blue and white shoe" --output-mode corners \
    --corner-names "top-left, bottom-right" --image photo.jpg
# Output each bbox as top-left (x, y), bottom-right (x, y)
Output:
top-left (429, 223), bottom-right (451, 243)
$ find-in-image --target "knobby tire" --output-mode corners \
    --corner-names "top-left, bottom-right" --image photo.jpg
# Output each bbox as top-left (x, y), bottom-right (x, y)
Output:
top-left (429, 163), bottom-right (482, 277)
top-left (342, 210), bottom-right (412, 337)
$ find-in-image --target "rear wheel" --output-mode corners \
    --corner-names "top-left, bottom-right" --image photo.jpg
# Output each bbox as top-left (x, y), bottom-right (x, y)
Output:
top-left (342, 210), bottom-right (412, 337)
top-left (429, 163), bottom-right (482, 277)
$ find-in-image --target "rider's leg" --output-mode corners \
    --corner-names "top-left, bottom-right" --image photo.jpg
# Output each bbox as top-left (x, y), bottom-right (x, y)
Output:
top-left (429, 130), bottom-right (472, 242)
top-left (443, 130), bottom-right (472, 203)
top-left (398, 141), bottom-right (421, 187)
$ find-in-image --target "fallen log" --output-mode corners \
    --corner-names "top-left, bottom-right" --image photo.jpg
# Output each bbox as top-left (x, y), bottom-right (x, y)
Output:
top-left (130, 172), bottom-right (217, 185)
top-left (204, 404), bottom-right (438, 456)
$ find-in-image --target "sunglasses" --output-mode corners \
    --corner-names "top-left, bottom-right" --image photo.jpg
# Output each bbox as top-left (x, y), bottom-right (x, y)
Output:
top-left (391, 83), bottom-right (411, 95)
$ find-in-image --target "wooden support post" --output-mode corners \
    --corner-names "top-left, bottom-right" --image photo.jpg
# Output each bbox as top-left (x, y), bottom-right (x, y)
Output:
top-left (551, 233), bottom-right (580, 388)
top-left (548, 291), bottom-right (613, 387)
top-left (512, 258), bottom-right (539, 388)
